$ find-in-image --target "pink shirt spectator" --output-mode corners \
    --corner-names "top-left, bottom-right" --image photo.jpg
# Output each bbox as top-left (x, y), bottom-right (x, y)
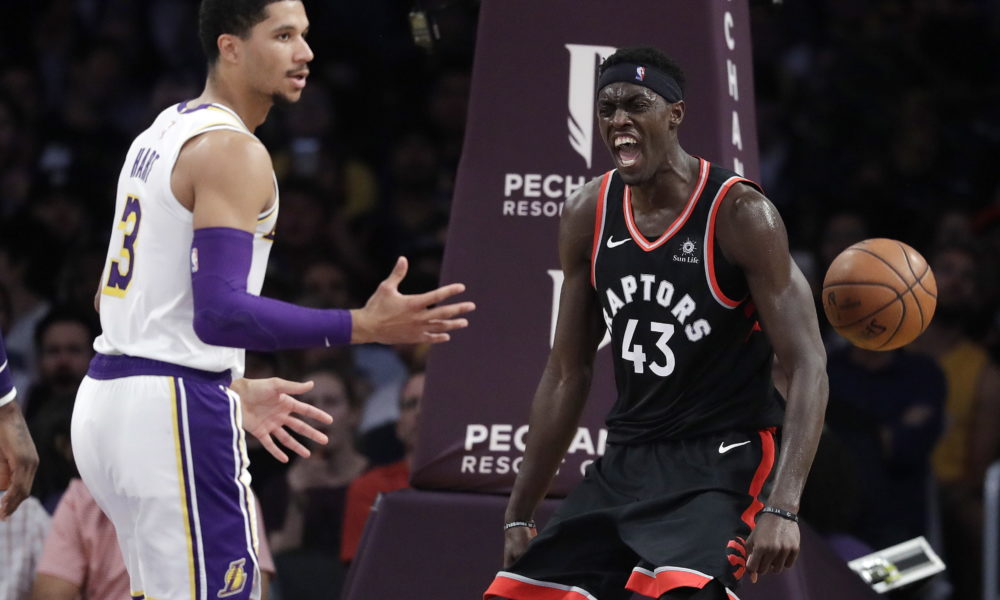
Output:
top-left (36, 479), bottom-right (276, 598)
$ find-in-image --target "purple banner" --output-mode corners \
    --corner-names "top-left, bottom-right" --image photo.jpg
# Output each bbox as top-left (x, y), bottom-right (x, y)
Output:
top-left (413, 0), bottom-right (761, 495)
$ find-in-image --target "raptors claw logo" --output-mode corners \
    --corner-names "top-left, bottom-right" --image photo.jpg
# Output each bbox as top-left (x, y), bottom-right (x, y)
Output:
top-left (727, 537), bottom-right (748, 580)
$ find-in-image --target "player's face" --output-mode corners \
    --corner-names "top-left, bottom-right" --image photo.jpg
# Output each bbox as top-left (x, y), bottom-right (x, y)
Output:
top-left (303, 371), bottom-right (357, 450)
top-left (242, 1), bottom-right (313, 104)
top-left (38, 322), bottom-right (93, 393)
top-left (395, 373), bottom-right (424, 451)
top-left (932, 249), bottom-right (976, 310)
top-left (597, 82), bottom-right (680, 184)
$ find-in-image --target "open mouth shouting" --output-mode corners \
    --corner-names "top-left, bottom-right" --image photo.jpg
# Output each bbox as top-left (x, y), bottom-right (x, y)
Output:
top-left (614, 134), bottom-right (640, 168)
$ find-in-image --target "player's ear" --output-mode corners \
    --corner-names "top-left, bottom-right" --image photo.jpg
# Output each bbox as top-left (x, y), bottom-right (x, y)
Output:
top-left (669, 100), bottom-right (685, 128)
top-left (217, 34), bottom-right (240, 66)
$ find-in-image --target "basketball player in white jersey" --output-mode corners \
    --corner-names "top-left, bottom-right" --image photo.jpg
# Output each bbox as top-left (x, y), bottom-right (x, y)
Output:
top-left (70, 1), bottom-right (475, 599)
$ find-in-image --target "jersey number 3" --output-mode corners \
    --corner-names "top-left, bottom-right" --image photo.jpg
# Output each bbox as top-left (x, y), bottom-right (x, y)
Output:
top-left (102, 195), bottom-right (142, 298)
top-left (622, 318), bottom-right (676, 376)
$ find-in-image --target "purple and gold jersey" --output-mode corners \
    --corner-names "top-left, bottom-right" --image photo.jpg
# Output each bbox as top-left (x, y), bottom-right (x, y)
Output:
top-left (93, 101), bottom-right (278, 379)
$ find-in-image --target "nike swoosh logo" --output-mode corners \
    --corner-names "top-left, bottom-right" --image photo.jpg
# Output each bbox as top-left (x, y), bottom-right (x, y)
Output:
top-left (719, 441), bottom-right (751, 454)
top-left (606, 236), bottom-right (632, 249)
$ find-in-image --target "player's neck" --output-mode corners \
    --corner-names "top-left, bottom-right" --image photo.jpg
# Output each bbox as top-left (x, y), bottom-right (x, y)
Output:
top-left (628, 150), bottom-right (698, 212)
top-left (197, 73), bottom-right (272, 131)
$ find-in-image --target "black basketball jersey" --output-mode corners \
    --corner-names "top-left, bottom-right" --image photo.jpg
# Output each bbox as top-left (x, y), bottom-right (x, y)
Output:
top-left (591, 159), bottom-right (783, 444)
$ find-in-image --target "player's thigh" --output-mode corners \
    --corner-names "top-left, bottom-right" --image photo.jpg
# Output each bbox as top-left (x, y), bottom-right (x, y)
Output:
top-left (140, 377), bottom-right (261, 599)
top-left (74, 375), bottom-right (262, 599)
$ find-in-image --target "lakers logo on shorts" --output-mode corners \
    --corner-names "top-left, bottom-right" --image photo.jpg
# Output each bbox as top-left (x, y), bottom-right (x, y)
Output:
top-left (726, 536), bottom-right (748, 580)
top-left (217, 558), bottom-right (248, 598)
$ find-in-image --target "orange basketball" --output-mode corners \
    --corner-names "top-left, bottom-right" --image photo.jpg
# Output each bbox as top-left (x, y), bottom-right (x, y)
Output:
top-left (822, 238), bottom-right (937, 351)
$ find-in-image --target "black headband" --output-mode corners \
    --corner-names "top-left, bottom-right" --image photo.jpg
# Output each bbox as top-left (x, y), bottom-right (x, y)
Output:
top-left (597, 62), bottom-right (683, 103)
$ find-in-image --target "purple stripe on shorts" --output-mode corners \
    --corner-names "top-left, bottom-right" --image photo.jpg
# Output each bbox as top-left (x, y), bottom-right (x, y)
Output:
top-left (174, 377), bottom-right (203, 600)
top-left (180, 378), bottom-right (258, 599)
top-left (87, 353), bottom-right (232, 386)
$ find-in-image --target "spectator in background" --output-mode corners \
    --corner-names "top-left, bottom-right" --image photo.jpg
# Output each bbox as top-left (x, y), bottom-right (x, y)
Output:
top-left (797, 428), bottom-right (871, 562)
top-left (264, 365), bottom-right (367, 599)
top-left (0, 489), bottom-right (49, 600)
top-left (32, 478), bottom-right (278, 600)
top-left (341, 369), bottom-right (424, 563)
top-left (815, 211), bottom-right (870, 351)
top-left (263, 177), bottom-right (335, 298)
top-left (0, 91), bottom-right (35, 219)
top-left (24, 306), bottom-right (97, 423)
top-left (0, 222), bottom-right (57, 391)
top-left (21, 307), bottom-right (96, 513)
top-left (910, 242), bottom-right (1000, 600)
top-left (355, 344), bottom-right (428, 467)
top-left (28, 398), bottom-right (75, 514)
top-left (823, 345), bottom-right (946, 551)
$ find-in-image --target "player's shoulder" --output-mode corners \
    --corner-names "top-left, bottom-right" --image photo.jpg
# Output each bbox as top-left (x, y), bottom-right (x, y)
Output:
top-left (180, 128), bottom-right (272, 175)
top-left (563, 172), bottom-right (609, 221)
top-left (718, 179), bottom-right (778, 230)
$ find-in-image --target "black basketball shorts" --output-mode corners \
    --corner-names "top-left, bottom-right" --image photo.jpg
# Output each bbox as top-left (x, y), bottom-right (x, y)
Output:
top-left (484, 428), bottom-right (778, 600)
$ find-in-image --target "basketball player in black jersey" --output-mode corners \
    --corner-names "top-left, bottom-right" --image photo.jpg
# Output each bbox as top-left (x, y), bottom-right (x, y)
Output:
top-left (484, 47), bottom-right (828, 600)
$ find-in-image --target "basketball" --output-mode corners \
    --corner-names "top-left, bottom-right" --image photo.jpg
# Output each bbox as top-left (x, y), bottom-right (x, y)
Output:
top-left (822, 238), bottom-right (937, 351)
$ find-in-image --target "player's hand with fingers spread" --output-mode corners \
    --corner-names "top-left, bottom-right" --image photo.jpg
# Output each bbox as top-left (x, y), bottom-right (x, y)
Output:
top-left (503, 524), bottom-right (538, 568)
top-left (745, 511), bottom-right (800, 583)
top-left (231, 377), bottom-right (334, 463)
top-left (0, 402), bottom-right (39, 520)
top-left (351, 256), bottom-right (476, 345)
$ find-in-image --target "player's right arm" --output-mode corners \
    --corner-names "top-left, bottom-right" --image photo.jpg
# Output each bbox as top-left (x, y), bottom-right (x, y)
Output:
top-left (172, 131), bottom-right (474, 351)
top-left (502, 177), bottom-right (607, 567)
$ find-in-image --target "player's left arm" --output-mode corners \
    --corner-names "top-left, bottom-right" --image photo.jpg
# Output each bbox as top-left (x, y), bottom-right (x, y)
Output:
top-left (715, 183), bottom-right (828, 581)
top-left (230, 377), bottom-right (333, 463)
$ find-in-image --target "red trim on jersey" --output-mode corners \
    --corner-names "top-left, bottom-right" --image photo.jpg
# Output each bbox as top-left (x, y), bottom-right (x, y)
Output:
top-left (484, 573), bottom-right (597, 600)
top-left (740, 428), bottom-right (777, 529)
top-left (590, 171), bottom-right (613, 289)
top-left (626, 567), bottom-right (740, 600)
top-left (705, 177), bottom-right (752, 308)
top-left (623, 158), bottom-right (708, 252)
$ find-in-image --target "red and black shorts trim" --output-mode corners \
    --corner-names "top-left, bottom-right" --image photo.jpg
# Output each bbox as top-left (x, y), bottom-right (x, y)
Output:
top-left (484, 428), bottom-right (776, 600)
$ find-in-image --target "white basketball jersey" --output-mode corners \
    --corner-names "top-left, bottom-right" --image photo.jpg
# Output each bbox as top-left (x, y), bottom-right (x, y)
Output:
top-left (93, 101), bottom-right (278, 379)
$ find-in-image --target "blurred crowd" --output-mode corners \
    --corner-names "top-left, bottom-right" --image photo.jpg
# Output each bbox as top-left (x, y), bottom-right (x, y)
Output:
top-left (752, 2), bottom-right (1000, 599)
top-left (0, 0), bottom-right (998, 599)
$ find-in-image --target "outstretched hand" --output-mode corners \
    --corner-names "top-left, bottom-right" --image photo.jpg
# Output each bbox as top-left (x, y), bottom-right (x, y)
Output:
top-left (233, 377), bottom-right (333, 463)
top-left (352, 256), bottom-right (476, 345)
top-left (0, 402), bottom-right (39, 520)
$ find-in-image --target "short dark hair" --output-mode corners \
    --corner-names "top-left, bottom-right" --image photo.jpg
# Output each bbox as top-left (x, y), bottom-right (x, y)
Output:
top-left (33, 305), bottom-right (99, 349)
top-left (599, 46), bottom-right (687, 97)
top-left (198, 0), bottom-right (289, 65)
